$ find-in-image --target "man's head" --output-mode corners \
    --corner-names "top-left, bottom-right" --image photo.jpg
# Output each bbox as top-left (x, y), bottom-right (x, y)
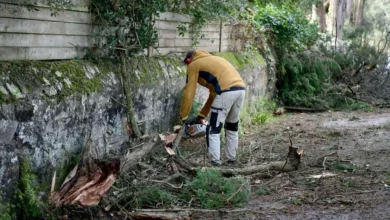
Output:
top-left (183, 50), bottom-right (195, 65)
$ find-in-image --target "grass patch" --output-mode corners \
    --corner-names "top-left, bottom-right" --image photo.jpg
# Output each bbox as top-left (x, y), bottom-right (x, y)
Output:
top-left (331, 161), bottom-right (356, 172)
top-left (342, 177), bottom-right (359, 188)
top-left (255, 186), bottom-right (271, 196)
top-left (287, 196), bottom-right (302, 205)
top-left (182, 169), bottom-right (251, 208)
top-left (240, 97), bottom-right (278, 129)
top-left (327, 130), bottom-right (343, 137)
top-left (137, 186), bottom-right (174, 208)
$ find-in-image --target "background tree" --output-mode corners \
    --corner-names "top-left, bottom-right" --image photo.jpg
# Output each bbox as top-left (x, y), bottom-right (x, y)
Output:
top-left (353, 0), bottom-right (365, 27)
top-left (311, 0), bottom-right (327, 31)
top-left (327, 0), bottom-right (346, 39)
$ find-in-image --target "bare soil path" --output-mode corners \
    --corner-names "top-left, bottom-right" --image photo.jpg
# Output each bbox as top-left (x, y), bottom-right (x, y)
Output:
top-left (183, 109), bottom-right (390, 220)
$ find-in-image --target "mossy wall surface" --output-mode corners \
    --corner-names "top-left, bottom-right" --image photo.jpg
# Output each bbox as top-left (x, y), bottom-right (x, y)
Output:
top-left (0, 50), bottom-right (273, 201)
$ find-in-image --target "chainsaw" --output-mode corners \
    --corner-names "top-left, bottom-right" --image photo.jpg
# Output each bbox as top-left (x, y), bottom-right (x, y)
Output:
top-left (184, 119), bottom-right (208, 138)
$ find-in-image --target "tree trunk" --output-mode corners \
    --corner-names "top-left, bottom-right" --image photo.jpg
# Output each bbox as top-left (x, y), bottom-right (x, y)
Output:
top-left (111, 0), bottom-right (141, 138)
top-left (316, 0), bottom-right (327, 31)
top-left (326, 0), bottom-right (338, 36)
top-left (120, 53), bottom-right (141, 138)
top-left (345, 0), bottom-right (353, 24)
top-left (327, 0), bottom-right (346, 39)
top-left (336, 0), bottom-right (346, 39)
top-left (353, 0), bottom-right (365, 27)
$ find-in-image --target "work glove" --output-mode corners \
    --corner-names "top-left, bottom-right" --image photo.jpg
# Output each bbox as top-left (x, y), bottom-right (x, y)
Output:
top-left (181, 117), bottom-right (190, 125)
top-left (187, 115), bottom-right (205, 125)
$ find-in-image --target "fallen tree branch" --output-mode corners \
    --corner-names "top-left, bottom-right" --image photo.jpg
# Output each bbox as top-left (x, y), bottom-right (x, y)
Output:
top-left (172, 156), bottom-right (196, 175)
top-left (121, 136), bottom-right (162, 173)
top-left (127, 208), bottom-right (255, 220)
top-left (284, 106), bottom-right (327, 113)
top-left (172, 126), bottom-right (185, 152)
top-left (219, 161), bottom-right (297, 177)
top-left (226, 179), bottom-right (249, 203)
top-left (148, 179), bottom-right (183, 190)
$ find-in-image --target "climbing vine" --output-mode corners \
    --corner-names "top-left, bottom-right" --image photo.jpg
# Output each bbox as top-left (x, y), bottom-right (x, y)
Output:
top-left (88, 0), bottom-right (166, 60)
top-left (20, 0), bottom-right (73, 16)
top-left (175, 0), bottom-right (248, 46)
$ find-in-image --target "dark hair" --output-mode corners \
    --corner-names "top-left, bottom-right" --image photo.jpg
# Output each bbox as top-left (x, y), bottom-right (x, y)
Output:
top-left (183, 50), bottom-right (195, 64)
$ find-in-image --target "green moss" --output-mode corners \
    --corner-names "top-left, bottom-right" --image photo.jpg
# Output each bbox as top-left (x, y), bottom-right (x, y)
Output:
top-left (55, 153), bottom-right (79, 190)
top-left (0, 52), bottom-right (255, 106)
top-left (0, 60), bottom-right (117, 105)
top-left (213, 51), bottom-right (266, 70)
top-left (127, 55), bottom-right (185, 86)
top-left (13, 156), bottom-right (43, 219)
top-left (253, 52), bottom-right (265, 65)
top-left (213, 52), bottom-right (245, 69)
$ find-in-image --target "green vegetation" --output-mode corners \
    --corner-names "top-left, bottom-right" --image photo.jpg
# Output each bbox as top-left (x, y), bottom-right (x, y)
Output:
top-left (137, 186), bottom-right (174, 208)
top-left (240, 97), bottom-right (278, 128)
top-left (255, 186), bottom-right (271, 196)
top-left (342, 177), bottom-right (359, 188)
top-left (174, 0), bottom-right (247, 46)
top-left (331, 161), bottom-right (357, 172)
top-left (115, 168), bottom-right (251, 210)
top-left (0, 198), bottom-right (14, 220)
top-left (12, 156), bottom-right (44, 220)
top-left (55, 153), bottom-right (79, 190)
top-left (0, 61), bottom-right (115, 105)
top-left (255, 5), bottom-right (319, 55)
top-left (182, 169), bottom-right (251, 208)
top-left (287, 196), bottom-right (302, 205)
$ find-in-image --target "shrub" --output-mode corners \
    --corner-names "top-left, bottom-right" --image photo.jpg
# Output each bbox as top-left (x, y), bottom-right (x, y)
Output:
top-left (183, 169), bottom-right (251, 208)
top-left (137, 186), bottom-right (175, 208)
top-left (254, 5), bottom-right (319, 55)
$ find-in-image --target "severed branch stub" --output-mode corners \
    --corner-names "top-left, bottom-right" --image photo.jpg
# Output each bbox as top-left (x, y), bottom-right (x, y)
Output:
top-left (50, 158), bottom-right (120, 206)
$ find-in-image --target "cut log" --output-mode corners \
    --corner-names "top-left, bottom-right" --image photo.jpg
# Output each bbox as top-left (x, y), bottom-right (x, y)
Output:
top-left (121, 136), bottom-right (162, 173)
top-left (284, 106), bottom-right (328, 113)
top-left (128, 208), bottom-right (252, 220)
top-left (219, 161), bottom-right (297, 177)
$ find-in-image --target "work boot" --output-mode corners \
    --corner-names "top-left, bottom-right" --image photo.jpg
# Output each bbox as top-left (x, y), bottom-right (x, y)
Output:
top-left (211, 161), bottom-right (221, 167)
top-left (223, 160), bottom-right (237, 167)
top-left (226, 160), bottom-right (236, 165)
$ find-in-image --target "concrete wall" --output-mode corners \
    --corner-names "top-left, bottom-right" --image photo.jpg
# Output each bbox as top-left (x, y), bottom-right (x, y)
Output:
top-left (151, 12), bottom-right (242, 56)
top-left (0, 0), bottom-right (243, 60)
top-left (0, 0), bottom-right (91, 60)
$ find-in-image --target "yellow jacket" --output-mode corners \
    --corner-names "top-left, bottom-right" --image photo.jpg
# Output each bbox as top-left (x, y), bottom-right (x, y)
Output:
top-left (180, 50), bottom-right (246, 120)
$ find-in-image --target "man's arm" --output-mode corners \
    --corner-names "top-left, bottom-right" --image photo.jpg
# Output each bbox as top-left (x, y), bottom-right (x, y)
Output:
top-left (180, 67), bottom-right (198, 121)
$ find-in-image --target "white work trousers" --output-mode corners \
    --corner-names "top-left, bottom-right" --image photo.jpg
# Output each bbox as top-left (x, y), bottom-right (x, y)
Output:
top-left (207, 90), bottom-right (245, 165)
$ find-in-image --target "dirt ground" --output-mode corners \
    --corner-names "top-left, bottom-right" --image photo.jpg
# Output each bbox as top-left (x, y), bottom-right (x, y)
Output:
top-left (179, 109), bottom-right (390, 220)
top-left (59, 109), bottom-right (390, 220)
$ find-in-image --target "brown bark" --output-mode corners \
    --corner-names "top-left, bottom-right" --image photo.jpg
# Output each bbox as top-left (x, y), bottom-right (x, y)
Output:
top-left (219, 161), bottom-right (297, 177)
top-left (50, 158), bottom-right (120, 206)
top-left (120, 136), bottom-right (162, 173)
top-left (112, 0), bottom-right (141, 138)
top-left (120, 52), bottom-right (141, 138)
top-left (128, 208), bottom-right (251, 220)
top-left (283, 106), bottom-right (328, 112)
